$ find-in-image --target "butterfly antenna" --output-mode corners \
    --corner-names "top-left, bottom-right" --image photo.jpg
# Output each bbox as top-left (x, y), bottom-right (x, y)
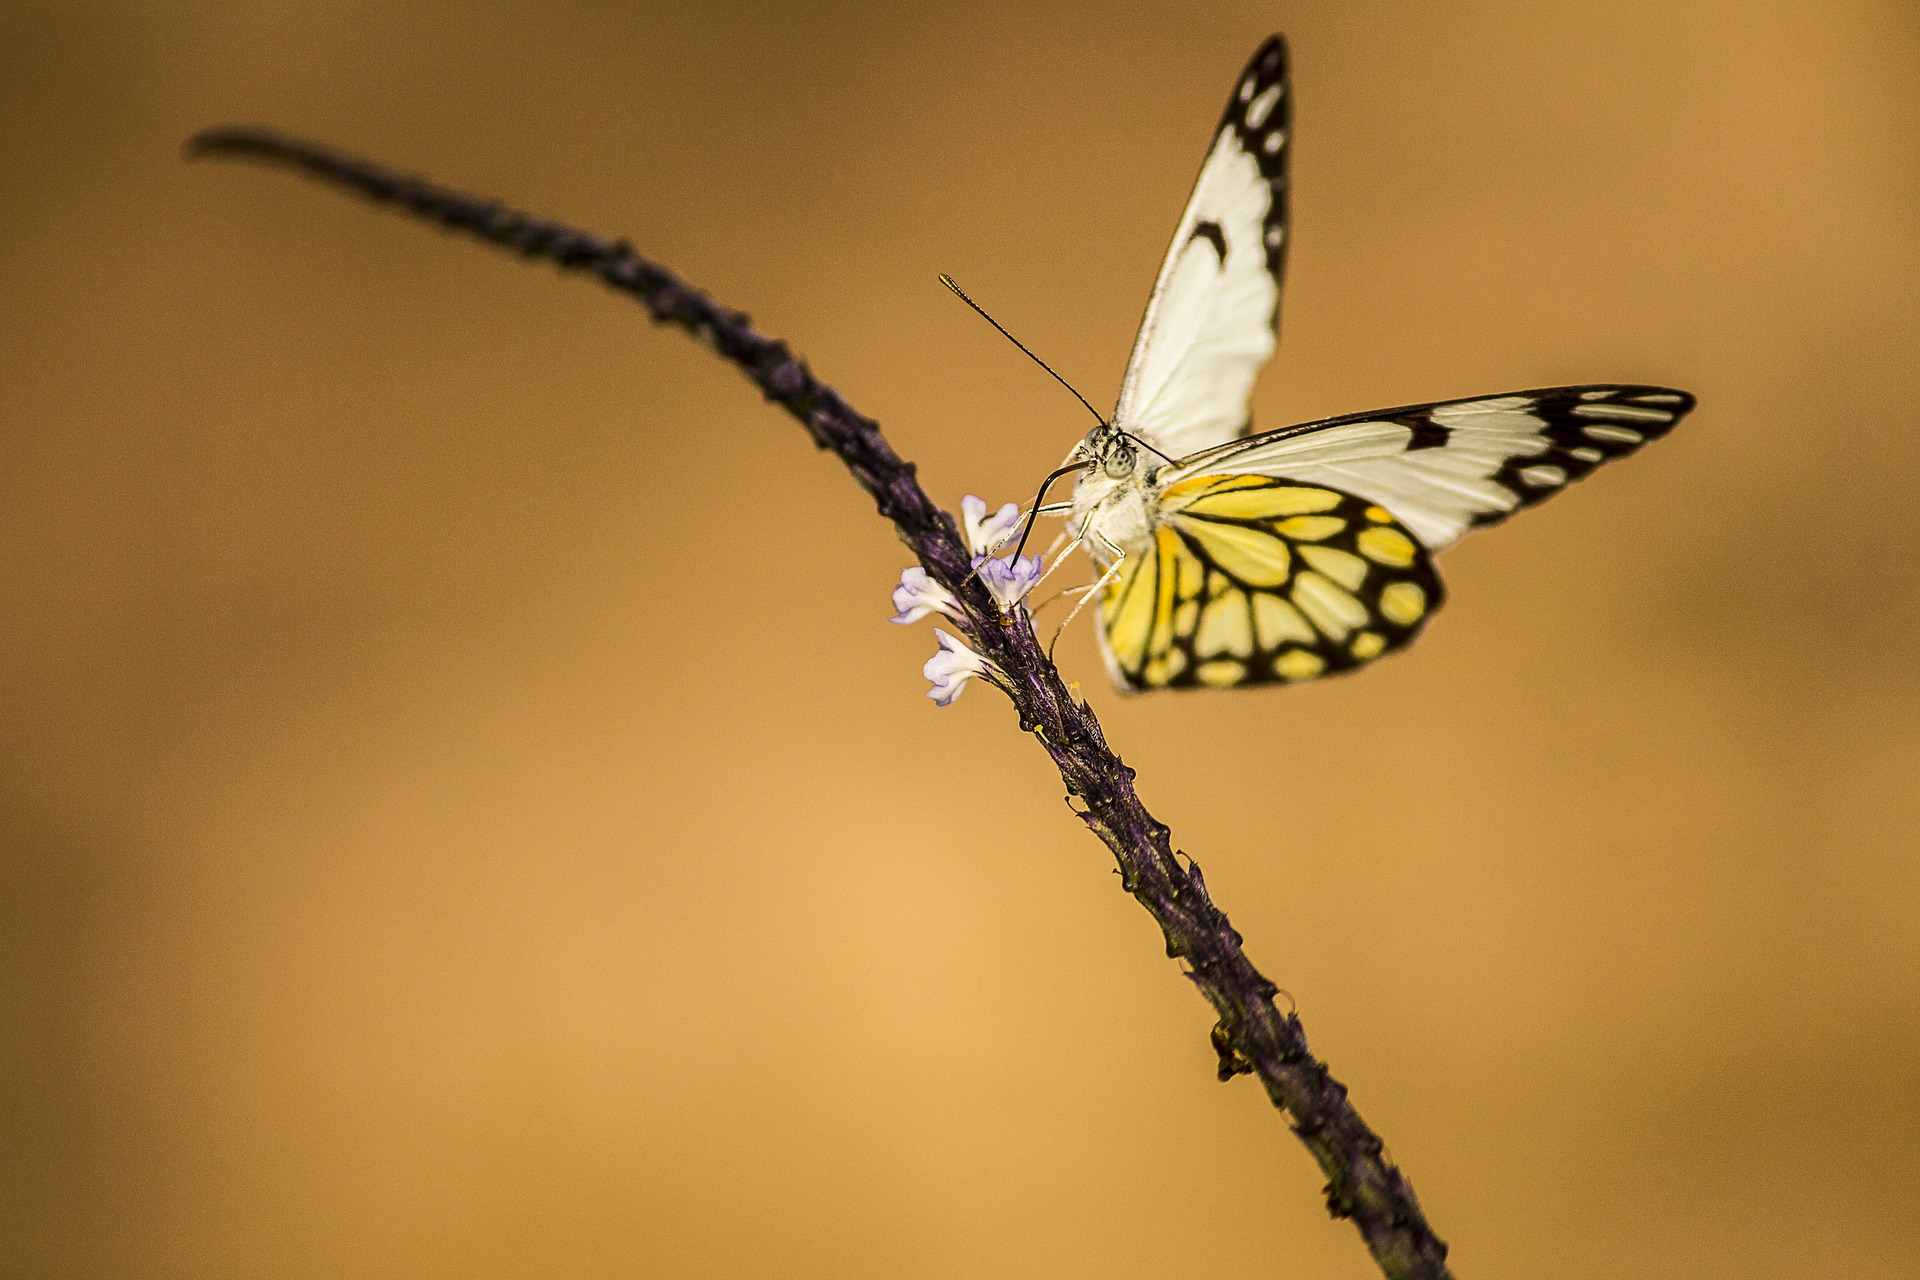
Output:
top-left (1119, 431), bottom-right (1179, 467)
top-left (939, 274), bottom-right (1107, 429)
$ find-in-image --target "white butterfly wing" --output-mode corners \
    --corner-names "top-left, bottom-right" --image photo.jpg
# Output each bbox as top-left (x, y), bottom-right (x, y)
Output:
top-left (1163, 385), bottom-right (1696, 551)
top-left (1111, 36), bottom-right (1291, 459)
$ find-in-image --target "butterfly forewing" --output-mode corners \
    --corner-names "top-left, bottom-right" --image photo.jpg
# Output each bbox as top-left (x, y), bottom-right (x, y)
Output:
top-left (1098, 476), bottom-right (1444, 691)
top-left (1110, 36), bottom-right (1292, 459)
top-left (1164, 385), bottom-right (1697, 551)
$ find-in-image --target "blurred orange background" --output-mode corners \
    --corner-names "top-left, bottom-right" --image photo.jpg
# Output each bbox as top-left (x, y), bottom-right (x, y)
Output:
top-left (3, 3), bottom-right (1917, 1277)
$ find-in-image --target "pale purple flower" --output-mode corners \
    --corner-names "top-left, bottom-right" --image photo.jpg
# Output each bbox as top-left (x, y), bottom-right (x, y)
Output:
top-left (890, 566), bottom-right (961, 624)
top-left (961, 494), bottom-right (1022, 557)
top-left (924, 628), bottom-right (994, 706)
top-left (973, 552), bottom-right (1044, 611)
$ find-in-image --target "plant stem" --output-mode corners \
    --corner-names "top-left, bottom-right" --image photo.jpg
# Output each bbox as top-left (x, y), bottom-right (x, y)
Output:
top-left (187, 129), bottom-right (1456, 1280)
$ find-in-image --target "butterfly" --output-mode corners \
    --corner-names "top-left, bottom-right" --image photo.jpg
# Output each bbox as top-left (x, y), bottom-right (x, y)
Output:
top-left (1019, 34), bottom-right (1695, 692)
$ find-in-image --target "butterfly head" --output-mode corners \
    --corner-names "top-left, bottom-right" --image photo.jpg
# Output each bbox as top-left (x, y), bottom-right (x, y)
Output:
top-left (1077, 423), bottom-right (1146, 483)
top-left (1058, 425), bottom-right (1164, 565)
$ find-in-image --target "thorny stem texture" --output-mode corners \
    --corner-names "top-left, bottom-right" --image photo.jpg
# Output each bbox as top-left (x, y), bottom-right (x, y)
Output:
top-left (187, 128), bottom-right (1455, 1280)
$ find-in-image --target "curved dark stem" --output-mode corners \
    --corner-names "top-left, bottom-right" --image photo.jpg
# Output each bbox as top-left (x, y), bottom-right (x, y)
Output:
top-left (186, 128), bottom-right (1455, 1280)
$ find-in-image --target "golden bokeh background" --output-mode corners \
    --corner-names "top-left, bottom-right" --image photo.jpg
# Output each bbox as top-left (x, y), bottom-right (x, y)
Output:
top-left (4, 3), bottom-right (1917, 1277)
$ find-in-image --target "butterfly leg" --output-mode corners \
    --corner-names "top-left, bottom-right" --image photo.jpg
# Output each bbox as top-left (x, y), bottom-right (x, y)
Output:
top-left (1021, 509), bottom-right (1103, 618)
top-left (1047, 529), bottom-right (1130, 656)
top-left (1025, 531), bottom-right (1106, 618)
top-left (969, 502), bottom-right (1080, 598)
top-left (1021, 505), bottom-right (1097, 602)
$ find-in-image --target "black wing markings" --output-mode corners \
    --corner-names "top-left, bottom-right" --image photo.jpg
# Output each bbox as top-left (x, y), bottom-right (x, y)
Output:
top-left (1190, 219), bottom-right (1228, 265)
top-left (1221, 35), bottom-right (1291, 280)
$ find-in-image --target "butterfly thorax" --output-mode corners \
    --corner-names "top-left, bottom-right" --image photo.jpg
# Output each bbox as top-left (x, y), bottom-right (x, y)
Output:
top-left (1069, 426), bottom-right (1162, 568)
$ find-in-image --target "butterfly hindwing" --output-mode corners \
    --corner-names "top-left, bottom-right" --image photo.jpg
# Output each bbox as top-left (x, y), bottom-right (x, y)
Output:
top-left (1164, 384), bottom-right (1696, 551)
top-left (1109, 36), bottom-right (1291, 460)
top-left (1098, 476), bottom-right (1443, 691)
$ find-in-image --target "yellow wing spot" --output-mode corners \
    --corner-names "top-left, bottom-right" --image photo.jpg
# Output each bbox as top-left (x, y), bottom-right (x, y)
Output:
top-left (1173, 597), bottom-right (1200, 637)
top-left (1165, 477), bottom-right (1344, 519)
top-left (1298, 544), bottom-right (1370, 591)
top-left (1195, 658), bottom-right (1246, 687)
top-left (1148, 536), bottom-right (1181, 651)
top-left (1102, 560), bottom-right (1159, 670)
top-left (1356, 525), bottom-right (1417, 568)
top-left (1173, 519), bottom-right (1291, 587)
top-left (1186, 474), bottom-right (1270, 496)
top-left (1258, 486), bottom-right (1347, 516)
top-left (1292, 571), bottom-right (1369, 641)
top-left (1378, 580), bottom-right (1429, 628)
top-left (1365, 506), bottom-right (1395, 523)
top-left (1195, 595), bottom-right (1254, 658)
top-left (1274, 514), bottom-right (1348, 542)
top-left (1349, 630), bottom-right (1387, 661)
top-left (1251, 593), bottom-right (1316, 647)
top-left (1273, 648), bottom-right (1327, 681)
top-left (1161, 534), bottom-right (1204, 604)
top-left (1143, 650), bottom-right (1190, 685)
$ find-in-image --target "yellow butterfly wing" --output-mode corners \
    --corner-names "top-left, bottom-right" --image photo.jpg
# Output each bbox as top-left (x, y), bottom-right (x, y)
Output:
top-left (1097, 476), bottom-right (1444, 691)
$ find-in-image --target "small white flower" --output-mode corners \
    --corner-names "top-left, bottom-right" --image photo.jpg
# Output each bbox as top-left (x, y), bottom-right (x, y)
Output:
top-left (961, 494), bottom-right (1023, 557)
top-left (924, 628), bottom-right (994, 706)
top-left (890, 566), bottom-right (961, 624)
top-left (973, 553), bottom-right (1044, 611)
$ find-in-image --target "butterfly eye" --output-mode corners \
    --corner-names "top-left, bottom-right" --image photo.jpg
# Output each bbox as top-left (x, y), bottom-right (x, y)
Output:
top-left (1104, 447), bottom-right (1137, 480)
